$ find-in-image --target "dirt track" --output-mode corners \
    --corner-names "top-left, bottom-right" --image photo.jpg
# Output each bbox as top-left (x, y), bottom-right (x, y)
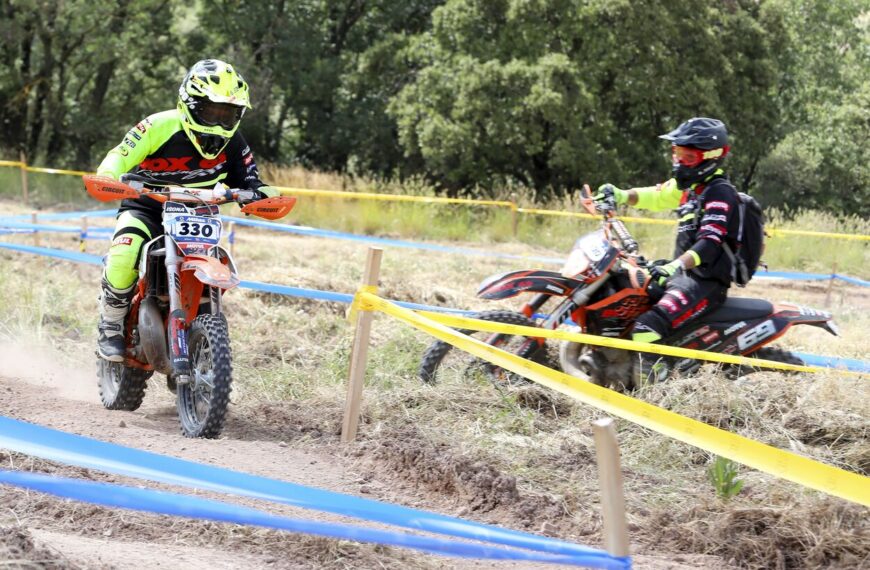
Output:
top-left (0, 343), bottom-right (727, 569)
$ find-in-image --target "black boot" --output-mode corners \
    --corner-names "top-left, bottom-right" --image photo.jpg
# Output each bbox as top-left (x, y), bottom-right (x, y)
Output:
top-left (98, 278), bottom-right (134, 362)
top-left (636, 352), bottom-right (670, 386)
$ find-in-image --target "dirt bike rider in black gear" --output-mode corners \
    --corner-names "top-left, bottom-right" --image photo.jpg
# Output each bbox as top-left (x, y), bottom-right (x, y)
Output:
top-left (594, 117), bottom-right (741, 383)
top-left (95, 59), bottom-right (278, 362)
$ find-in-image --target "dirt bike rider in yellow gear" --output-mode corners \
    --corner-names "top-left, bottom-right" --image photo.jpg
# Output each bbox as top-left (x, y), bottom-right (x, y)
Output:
top-left (96, 59), bottom-right (278, 361)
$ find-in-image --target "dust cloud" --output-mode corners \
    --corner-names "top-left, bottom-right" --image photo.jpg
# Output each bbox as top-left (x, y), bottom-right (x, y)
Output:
top-left (0, 341), bottom-right (97, 403)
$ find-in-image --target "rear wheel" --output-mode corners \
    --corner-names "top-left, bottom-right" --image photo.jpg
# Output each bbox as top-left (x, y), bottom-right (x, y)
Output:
top-left (727, 346), bottom-right (804, 378)
top-left (418, 310), bottom-right (547, 386)
top-left (97, 359), bottom-right (153, 411)
top-left (177, 314), bottom-right (232, 438)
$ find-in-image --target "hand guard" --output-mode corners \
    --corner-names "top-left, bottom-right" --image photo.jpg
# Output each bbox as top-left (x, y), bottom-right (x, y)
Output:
top-left (592, 183), bottom-right (628, 208)
top-left (648, 259), bottom-right (684, 286)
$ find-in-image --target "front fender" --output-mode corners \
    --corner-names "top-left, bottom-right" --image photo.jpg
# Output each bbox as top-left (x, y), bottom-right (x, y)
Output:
top-left (181, 255), bottom-right (240, 290)
top-left (478, 270), bottom-right (583, 300)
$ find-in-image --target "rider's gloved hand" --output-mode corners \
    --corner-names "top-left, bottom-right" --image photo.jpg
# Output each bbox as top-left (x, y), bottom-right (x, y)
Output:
top-left (239, 185), bottom-right (279, 205)
top-left (648, 259), bottom-right (684, 286)
top-left (593, 183), bottom-right (628, 206)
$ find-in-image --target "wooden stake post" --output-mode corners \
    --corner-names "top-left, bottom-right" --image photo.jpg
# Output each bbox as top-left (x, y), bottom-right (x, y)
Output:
top-left (824, 262), bottom-right (837, 308)
top-left (19, 151), bottom-right (28, 204)
top-left (341, 247), bottom-right (383, 443)
top-left (80, 216), bottom-right (88, 252)
top-left (31, 212), bottom-right (39, 247)
top-left (593, 417), bottom-right (630, 558)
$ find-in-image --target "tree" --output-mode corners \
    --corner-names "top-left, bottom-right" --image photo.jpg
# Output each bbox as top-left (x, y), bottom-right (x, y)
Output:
top-left (193, 0), bottom-right (443, 173)
top-left (0, 0), bottom-right (187, 168)
top-left (755, 0), bottom-right (870, 217)
top-left (388, 0), bottom-right (788, 196)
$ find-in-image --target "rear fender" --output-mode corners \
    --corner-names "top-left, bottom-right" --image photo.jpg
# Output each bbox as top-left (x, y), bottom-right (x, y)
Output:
top-left (674, 302), bottom-right (838, 356)
top-left (771, 302), bottom-right (839, 336)
top-left (478, 270), bottom-right (583, 300)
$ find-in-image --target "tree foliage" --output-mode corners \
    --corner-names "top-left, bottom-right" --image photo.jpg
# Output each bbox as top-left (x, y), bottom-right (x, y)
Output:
top-left (0, 0), bottom-right (866, 216)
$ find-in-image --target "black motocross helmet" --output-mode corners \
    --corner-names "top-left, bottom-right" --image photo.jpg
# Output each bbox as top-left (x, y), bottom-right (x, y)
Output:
top-left (659, 117), bottom-right (729, 189)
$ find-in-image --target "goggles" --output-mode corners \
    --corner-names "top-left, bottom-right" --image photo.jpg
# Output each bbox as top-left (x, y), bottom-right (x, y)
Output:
top-left (196, 102), bottom-right (245, 130)
top-left (672, 145), bottom-right (728, 168)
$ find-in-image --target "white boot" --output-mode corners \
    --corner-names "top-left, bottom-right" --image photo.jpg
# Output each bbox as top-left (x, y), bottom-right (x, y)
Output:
top-left (97, 278), bottom-right (134, 362)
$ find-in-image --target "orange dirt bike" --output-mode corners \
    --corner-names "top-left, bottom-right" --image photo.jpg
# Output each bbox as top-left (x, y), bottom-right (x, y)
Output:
top-left (83, 174), bottom-right (296, 437)
top-left (419, 185), bottom-right (839, 390)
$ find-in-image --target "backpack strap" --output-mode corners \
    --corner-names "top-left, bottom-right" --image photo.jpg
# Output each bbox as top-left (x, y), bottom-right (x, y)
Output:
top-left (721, 197), bottom-right (750, 287)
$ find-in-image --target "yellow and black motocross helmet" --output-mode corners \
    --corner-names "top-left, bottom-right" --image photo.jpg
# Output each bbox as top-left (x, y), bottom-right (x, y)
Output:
top-left (177, 59), bottom-right (251, 159)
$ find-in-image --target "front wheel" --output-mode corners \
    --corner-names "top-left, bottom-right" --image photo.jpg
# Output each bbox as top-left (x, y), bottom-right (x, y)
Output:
top-left (177, 314), bottom-right (232, 438)
top-left (97, 359), bottom-right (153, 411)
top-left (418, 310), bottom-right (547, 386)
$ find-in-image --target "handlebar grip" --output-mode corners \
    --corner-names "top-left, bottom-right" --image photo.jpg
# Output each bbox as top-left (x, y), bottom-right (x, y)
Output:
top-left (611, 220), bottom-right (638, 254)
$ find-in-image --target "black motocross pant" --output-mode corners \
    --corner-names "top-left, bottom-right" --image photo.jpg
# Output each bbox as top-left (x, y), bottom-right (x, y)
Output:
top-left (633, 274), bottom-right (729, 339)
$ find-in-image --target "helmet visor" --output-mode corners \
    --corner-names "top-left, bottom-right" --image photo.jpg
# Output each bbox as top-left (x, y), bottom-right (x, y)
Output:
top-left (672, 145), bottom-right (726, 168)
top-left (195, 102), bottom-right (245, 130)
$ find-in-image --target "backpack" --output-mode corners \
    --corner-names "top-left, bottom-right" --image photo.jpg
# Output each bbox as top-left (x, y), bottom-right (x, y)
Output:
top-left (722, 192), bottom-right (765, 287)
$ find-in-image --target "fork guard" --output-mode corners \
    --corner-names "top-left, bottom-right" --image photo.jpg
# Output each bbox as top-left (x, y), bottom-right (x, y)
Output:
top-left (181, 255), bottom-right (240, 290)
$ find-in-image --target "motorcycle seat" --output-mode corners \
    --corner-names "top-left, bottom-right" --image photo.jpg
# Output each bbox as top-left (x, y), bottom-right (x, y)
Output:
top-left (697, 297), bottom-right (772, 324)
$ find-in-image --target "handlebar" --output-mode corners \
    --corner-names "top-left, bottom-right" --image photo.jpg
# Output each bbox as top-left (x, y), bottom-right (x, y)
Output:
top-left (579, 183), bottom-right (640, 255)
top-left (115, 173), bottom-right (253, 204)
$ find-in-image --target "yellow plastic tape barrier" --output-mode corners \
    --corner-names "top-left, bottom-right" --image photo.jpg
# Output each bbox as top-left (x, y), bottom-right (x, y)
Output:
top-left (0, 160), bottom-right (92, 177)
top-left (518, 207), bottom-right (677, 227)
top-left (2, 161), bottom-right (867, 240)
top-left (355, 290), bottom-right (870, 507)
top-left (518, 205), bottom-right (870, 240)
top-left (347, 284), bottom-right (379, 325)
top-left (277, 186), bottom-right (517, 212)
top-left (414, 311), bottom-right (864, 378)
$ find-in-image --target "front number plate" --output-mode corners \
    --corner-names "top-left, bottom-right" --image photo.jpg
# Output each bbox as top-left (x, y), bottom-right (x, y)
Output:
top-left (168, 215), bottom-right (221, 245)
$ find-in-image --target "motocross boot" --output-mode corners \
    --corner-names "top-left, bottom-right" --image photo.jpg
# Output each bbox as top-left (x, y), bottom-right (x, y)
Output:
top-left (97, 278), bottom-right (134, 362)
top-left (636, 352), bottom-right (669, 386)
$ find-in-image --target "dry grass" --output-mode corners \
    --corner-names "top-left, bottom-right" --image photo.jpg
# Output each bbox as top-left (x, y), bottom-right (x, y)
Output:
top-left (0, 195), bottom-right (868, 568)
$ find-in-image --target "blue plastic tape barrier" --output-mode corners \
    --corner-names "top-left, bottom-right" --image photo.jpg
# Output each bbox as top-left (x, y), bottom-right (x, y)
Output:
top-left (832, 274), bottom-right (870, 288)
top-left (4, 215), bottom-right (868, 286)
top-left (0, 208), bottom-right (115, 222)
top-left (240, 280), bottom-right (475, 316)
top-left (0, 417), bottom-right (619, 564)
top-left (0, 241), bottom-right (865, 372)
top-left (0, 470), bottom-right (619, 567)
top-left (223, 216), bottom-right (566, 265)
top-left (0, 241), bottom-right (103, 265)
top-left (758, 270), bottom-right (832, 282)
top-left (0, 240), bottom-right (475, 316)
top-left (795, 353), bottom-right (870, 374)
top-left (0, 220), bottom-right (113, 236)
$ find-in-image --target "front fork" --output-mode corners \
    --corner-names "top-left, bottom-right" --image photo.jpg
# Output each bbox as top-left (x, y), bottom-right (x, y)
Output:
top-left (164, 234), bottom-right (190, 381)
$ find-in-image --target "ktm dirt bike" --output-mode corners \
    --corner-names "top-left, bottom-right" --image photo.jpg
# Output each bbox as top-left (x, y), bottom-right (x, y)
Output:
top-left (419, 185), bottom-right (839, 391)
top-left (83, 174), bottom-right (296, 437)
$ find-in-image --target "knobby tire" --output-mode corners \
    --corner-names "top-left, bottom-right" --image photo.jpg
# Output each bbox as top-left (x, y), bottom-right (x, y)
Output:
top-left (177, 313), bottom-right (233, 438)
top-left (418, 310), bottom-right (545, 385)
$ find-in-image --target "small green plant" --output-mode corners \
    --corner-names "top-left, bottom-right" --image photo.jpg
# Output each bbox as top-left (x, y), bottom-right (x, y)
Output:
top-left (707, 456), bottom-right (745, 499)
